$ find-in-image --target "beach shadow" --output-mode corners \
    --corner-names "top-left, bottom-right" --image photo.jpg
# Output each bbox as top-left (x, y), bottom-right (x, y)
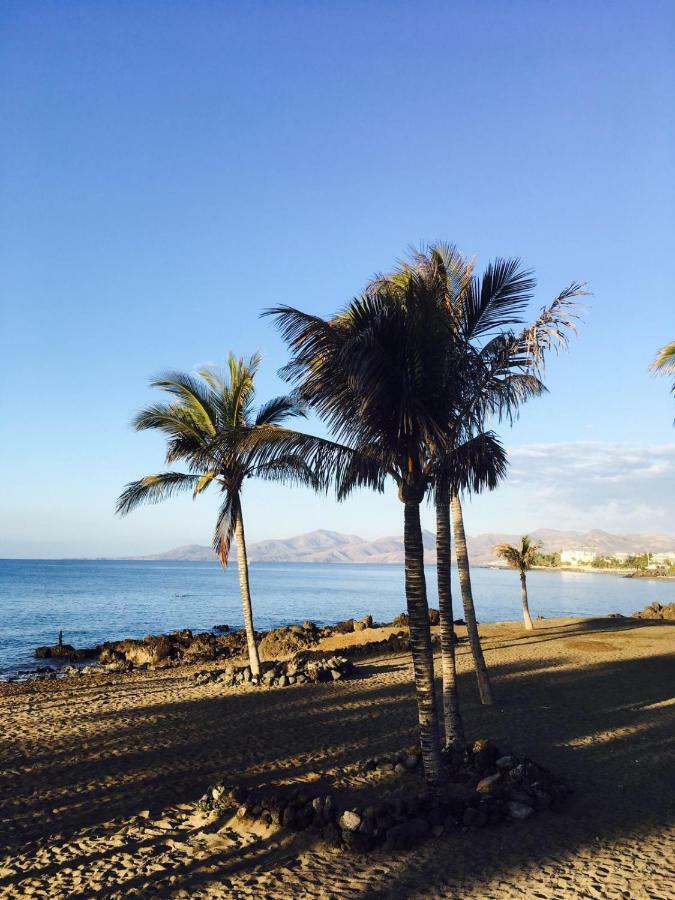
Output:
top-left (1, 628), bottom-right (674, 896)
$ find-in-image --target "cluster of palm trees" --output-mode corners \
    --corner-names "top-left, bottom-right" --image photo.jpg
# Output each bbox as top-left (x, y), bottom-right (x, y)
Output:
top-left (117, 244), bottom-right (584, 793)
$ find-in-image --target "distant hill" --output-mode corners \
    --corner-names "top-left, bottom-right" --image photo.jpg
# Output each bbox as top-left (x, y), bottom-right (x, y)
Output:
top-left (128, 527), bottom-right (674, 566)
top-left (135, 544), bottom-right (216, 562)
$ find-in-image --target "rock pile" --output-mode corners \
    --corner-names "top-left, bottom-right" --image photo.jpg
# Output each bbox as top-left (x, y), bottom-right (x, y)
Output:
top-left (192, 653), bottom-right (354, 689)
top-left (32, 607), bottom-right (450, 676)
top-left (96, 617), bottom-right (379, 671)
top-left (34, 632), bottom-right (99, 662)
top-left (633, 601), bottom-right (675, 621)
top-left (98, 628), bottom-right (250, 669)
top-left (34, 643), bottom-right (89, 661)
top-left (197, 739), bottom-right (570, 853)
top-left (392, 608), bottom-right (441, 627)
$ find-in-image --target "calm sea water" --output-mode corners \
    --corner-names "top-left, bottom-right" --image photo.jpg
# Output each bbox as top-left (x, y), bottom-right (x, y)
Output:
top-left (0, 559), bottom-right (672, 677)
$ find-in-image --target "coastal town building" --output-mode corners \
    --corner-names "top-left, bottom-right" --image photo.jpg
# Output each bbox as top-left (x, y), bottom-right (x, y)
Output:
top-left (650, 552), bottom-right (675, 566)
top-left (560, 549), bottom-right (597, 565)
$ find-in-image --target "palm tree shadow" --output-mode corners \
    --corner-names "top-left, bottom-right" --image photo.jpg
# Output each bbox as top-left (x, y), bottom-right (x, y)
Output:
top-left (1, 638), bottom-right (674, 896)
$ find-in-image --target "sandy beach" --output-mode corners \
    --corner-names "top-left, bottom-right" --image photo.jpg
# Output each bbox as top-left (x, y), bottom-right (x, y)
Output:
top-left (1, 615), bottom-right (674, 899)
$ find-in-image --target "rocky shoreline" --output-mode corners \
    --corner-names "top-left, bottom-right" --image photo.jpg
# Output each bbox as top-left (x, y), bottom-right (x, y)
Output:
top-left (25, 611), bottom-right (447, 683)
top-left (21, 601), bottom-right (672, 684)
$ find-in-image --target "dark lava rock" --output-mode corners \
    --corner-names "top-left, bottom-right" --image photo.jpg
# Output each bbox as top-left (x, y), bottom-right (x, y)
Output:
top-left (342, 830), bottom-right (375, 853)
top-left (332, 618), bottom-right (356, 635)
top-left (476, 773), bottom-right (503, 796)
top-left (507, 801), bottom-right (534, 820)
top-left (383, 817), bottom-right (430, 850)
top-left (322, 822), bottom-right (342, 849)
top-left (471, 739), bottom-right (499, 772)
top-left (35, 644), bottom-right (77, 660)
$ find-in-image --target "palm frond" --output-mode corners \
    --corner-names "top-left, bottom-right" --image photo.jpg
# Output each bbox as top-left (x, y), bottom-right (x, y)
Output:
top-left (250, 455), bottom-right (321, 491)
top-left (132, 403), bottom-right (205, 442)
top-left (193, 471), bottom-right (217, 497)
top-left (436, 431), bottom-right (508, 498)
top-left (254, 392), bottom-right (306, 427)
top-left (651, 341), bottom-right (675, 402)
top-left (212, 491), bottom-right (238, 566)
top-left (460, 258), bottom-right (536, 340)
top-left (116, 472), bottom-right (200, 516)
top-left (150, 371), bottom-right (219, 437)
top-left (516, 283), bottom-right (587, 373)
top-left (651, 341), bottom-right (675, 375)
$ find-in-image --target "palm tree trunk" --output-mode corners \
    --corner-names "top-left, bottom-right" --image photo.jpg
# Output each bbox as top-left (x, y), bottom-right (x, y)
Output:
top-left (435, 485), bottom-right (465, 750)
top-left (233, 503), bottom-right (261, 677)
top-left (520, 571), bottom-right (534, 630)
top-left (403, 495), bottom-right (444, 792)
top-left (450, 492), bottom-right (493, 705)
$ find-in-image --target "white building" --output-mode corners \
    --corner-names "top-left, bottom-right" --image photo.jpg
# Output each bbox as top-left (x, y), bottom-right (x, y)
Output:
top-left (560, 549), bottom-right (597, 566)
top-left (650, 552), bottom-right (675, 566)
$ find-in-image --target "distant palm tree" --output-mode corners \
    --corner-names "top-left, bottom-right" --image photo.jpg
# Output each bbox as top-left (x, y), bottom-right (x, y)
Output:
top-left (494, 535), bottom-right (542, 630)
top-left (116, 354), bottom-right (316, 676)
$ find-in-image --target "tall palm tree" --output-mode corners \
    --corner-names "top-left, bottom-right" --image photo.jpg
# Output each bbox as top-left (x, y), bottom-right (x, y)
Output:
top-left (450, 492), bottom-right (495, 700)
top-left (494, 535), bottom-right (542, 630)
top-left (384, 245), bottom-right (584, 714)
top-left (116, 354), bottom-right (316, 677)
top-left (264, 249), bottom-right (583, 785)
top-left (433, 431), bottom-right (508, 746)
top-left (266, 276), bottom-right (460, 792)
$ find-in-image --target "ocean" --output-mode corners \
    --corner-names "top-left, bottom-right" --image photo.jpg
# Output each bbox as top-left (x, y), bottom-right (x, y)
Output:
top-left (1, 559), bottom-right (672, 678)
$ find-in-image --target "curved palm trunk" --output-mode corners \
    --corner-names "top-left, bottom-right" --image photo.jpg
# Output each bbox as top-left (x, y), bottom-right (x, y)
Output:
top-left (403, 497), bottom-right (444, 792)
top-left (233, 503), bottom-right (261, 677)
top-left (435, 485), bottom-right (465, 750)
top-left (520, 571), bottom-right (534, 630)
top-left (450, 492), bottom-right (493, 705)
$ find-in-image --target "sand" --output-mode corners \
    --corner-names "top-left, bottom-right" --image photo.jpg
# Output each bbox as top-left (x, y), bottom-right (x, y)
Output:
top-left (1, 616), bottom-right (674, 899)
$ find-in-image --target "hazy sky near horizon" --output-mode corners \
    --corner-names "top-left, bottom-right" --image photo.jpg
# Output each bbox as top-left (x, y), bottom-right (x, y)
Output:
top-left (2, 1), bottom-right (674, 558)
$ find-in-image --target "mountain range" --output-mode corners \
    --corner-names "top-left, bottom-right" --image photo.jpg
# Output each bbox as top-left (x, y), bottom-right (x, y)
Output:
top-left (127, 528), bottom-right (675, 566)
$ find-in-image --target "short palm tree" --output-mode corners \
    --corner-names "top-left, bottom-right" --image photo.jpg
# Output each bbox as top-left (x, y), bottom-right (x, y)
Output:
top-left (116, 354), bottom-right (316, 676)
top-left (494, 536), bottom-right (542, 630)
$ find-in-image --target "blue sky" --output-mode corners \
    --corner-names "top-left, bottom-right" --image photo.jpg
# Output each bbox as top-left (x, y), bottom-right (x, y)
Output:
top-left (1, 0), bottom-right (674, 557)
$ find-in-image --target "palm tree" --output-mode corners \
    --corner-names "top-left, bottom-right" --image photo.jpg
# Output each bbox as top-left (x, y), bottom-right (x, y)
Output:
top-left (266, 277), bottom-right (460, 792)
top-left (116, 354), bottom-right (316, 677)
top-left (434, 431), bottom-right (507, 747)
top-left (494, 536), bottom-right (542, 630)
top-left (651, 341), bottom-right (675, 381)
top-left (651, 342), bottom-right (675, 418)
top-left (265, 249), bottom-right (583, 785)
top-left (384, 245), bottom-right (584, 713)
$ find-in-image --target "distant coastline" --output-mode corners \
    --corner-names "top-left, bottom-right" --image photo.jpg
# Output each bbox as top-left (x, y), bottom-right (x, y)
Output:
top-left (110, 526), bottom-right (675, 569)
